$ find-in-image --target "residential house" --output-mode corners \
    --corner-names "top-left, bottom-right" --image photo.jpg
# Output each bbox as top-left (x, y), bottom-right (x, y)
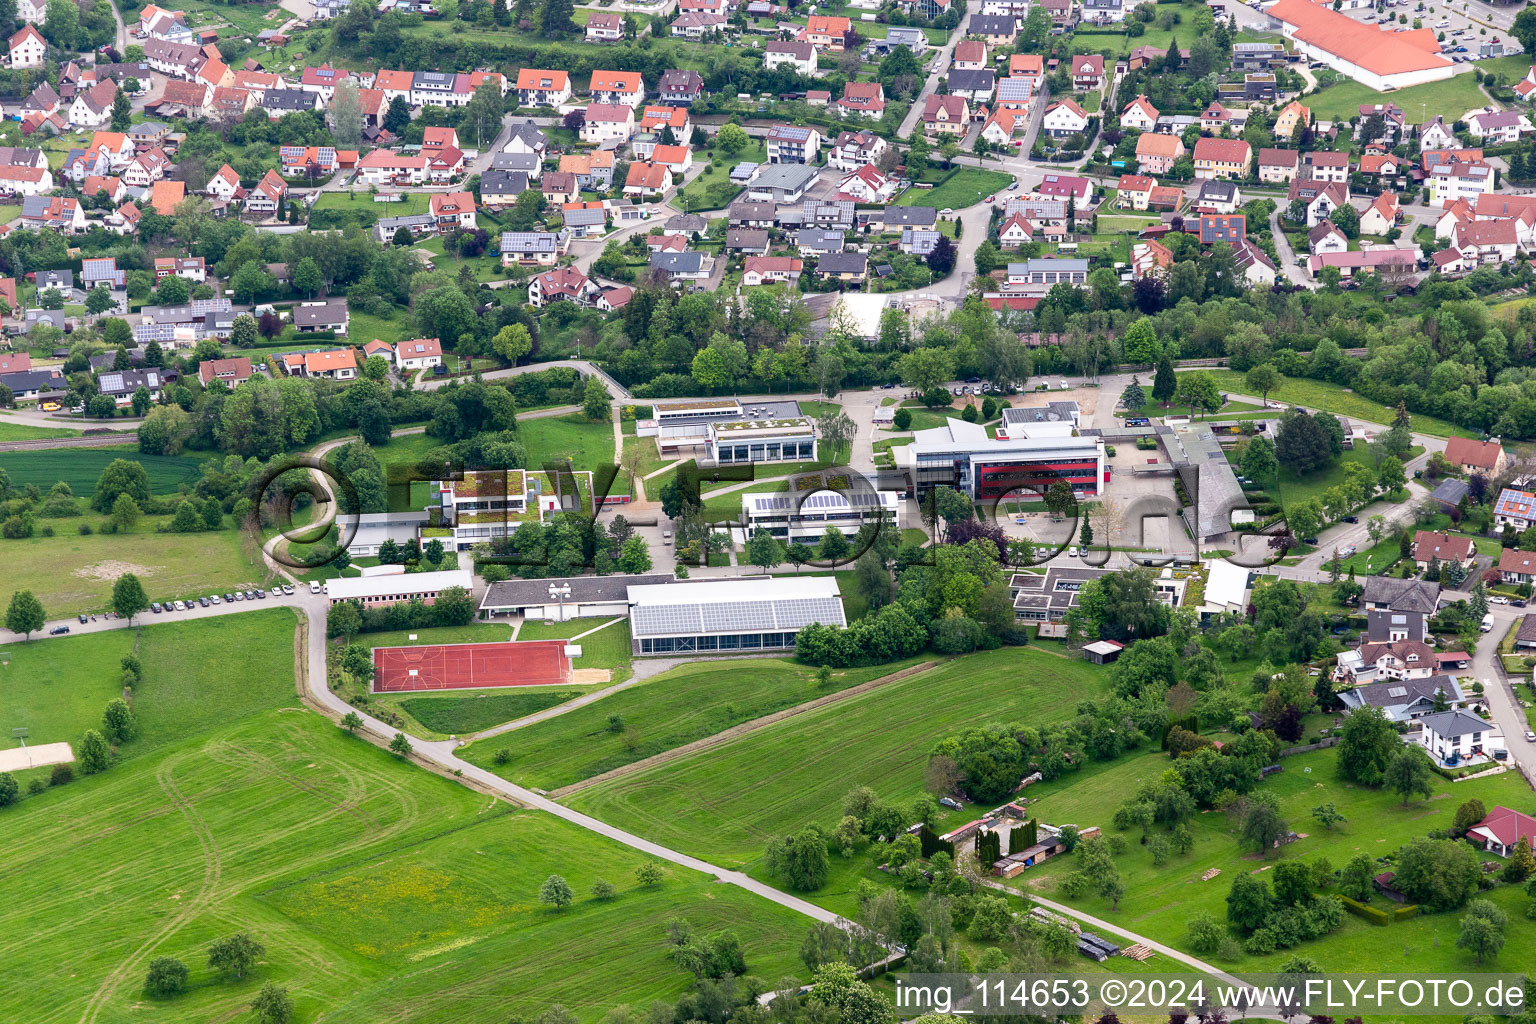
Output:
top-left (1198, 213), bottom-right (1245, 244)
top-left (994, 77), bottom-right (1034, 114)
top-left (669, 12), bottom-right (726, 39)
top-left (1120, 94), bottom-right (1158, 132)
top-left (980, 108), bottom-right (1027, 146)
top-left (1499, 547), bottom-right (1536, 585)
top-left (741, 256), bottom-right (802, 286)
top-left (561, 202), bottom-right (607, 238)
top-left (837, 81), bottom-right (886, 119)
top-left (1411, 530), bottom-right (1475, 571)
top-left (1136, 133), bottom-right (1184, 175)
top-left (764, 124), bottom-right (820, 163)
top-left (764, 40), bottom-right (817, 74)
top-left (622, 161), bottom-right (668, 198)
top-left (1034, 173), bottom-right (1092, 204)
top-left (1301, 149), bottom-right (1349, 183)
top-left (1083, 0), bottom-right (1123, 22)
top-left (1009, 53), bottom-right (1044, 84)
top-left (1289, 176), bottom-right (1350, 227)
top-left (1452, 218), bottom-right (1519, 266)
top-left (527, 265), bottom-right (599, 307)
top-left (1069, 54), bottom-right (1105, 91)
top-left (244, 167), bottom-right (286, 214)
top-left (558, 151), bottom-right (615, 190)
top-left (651, 144), bottom-right (692, 176)
top-left (395, 338), bottom-right (443, 371)
top-left (540, 171), bottom-right (579, 204)
top-left (20, 195), bottom-right (85, 233)
top-left (640, 105), bottom-right (691, 140)
top-left (1359, 152), bottom-right (1404, 184)
top-left (997, 213), bottom-right (1038, 247)
top-left (1273, 99), bottom-right (1308, 140)
top-left (1336, 675), bottom-right (1465, 722)
top-left (429, 191), bottom-right (477, 232)
top-left (1308, 221), bottom-right (1348, 255)
top-left (650, 250), bottom-right (714, 281)
top-left (1468, 807), bottom-right (1536, 858)
top-left (1042, 99), bottom-right (1089, 138)
top-left (814, 252), bottom-right (867, 284)
top-left (589, 70), bottom-right (645, 108)
top-left (800, 14), bottom-right (852, 50)
top-left (289, 349), bottom-right (357, 379)
top-left (1416, 710), bottom-right (1499, 768)
top-left (198, 356), bottom-right (253, 388)
top-left (945, 70), bottom-right (995, 107)
top-left (1444, 436), bottom-right (1508, 477)
top-left (1468, 110), bottom-right (1533, 144)
top-left (504, 122), bottom-right (549, 158)
top-left (1306, 247), bottom-right (1416, 281)
top-left (1234, 240), bottom-right (1277, 286)
top-left (922, 94), bottom-right (970, 136)
top-left (515, 69), bottom-right (572, 107)
top-left (954, 39), bottom-right (987, 70)
top-left (829, 129), bottom-right (887, 171)
top-left (96, 368), bottom-right (167, 406)
top-left (154, 257), bottom-right (205, 282)
top-left (355, 150), bottom-right (429, 186)
top-left (1192, 137), bottom-right (1251, 179)
top-left (293, 299), bottom-right (349, 335)
top-left (582, 103), bottom-right (636, 144)
top-left (585, 12), bottom-right (625, 41)
top-left (836, 163), bottom-right (891, 202)
top-left (1195, 178), bottom-right (1241, 214)
top-left (8, 24), bottom-right (45, 69)
top-left (967, 14), bottom-right (1017, 47)
top-left (67, 80), bottom-right (117, 128)
top-left (1419, 116), bottom-right (1456, 152)
top-left (657, 69), bottom-right (704, 106)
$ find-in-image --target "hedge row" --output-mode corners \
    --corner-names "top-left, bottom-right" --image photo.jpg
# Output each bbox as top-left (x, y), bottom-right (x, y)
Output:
top-left (1337, 894), bottom-right (1389, 926)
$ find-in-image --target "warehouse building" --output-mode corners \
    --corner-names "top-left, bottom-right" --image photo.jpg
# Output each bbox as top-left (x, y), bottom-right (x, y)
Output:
top-left (1267, 0), bottom-right (1454, 90)
top-left (628, 576), bottom-right (846, 655)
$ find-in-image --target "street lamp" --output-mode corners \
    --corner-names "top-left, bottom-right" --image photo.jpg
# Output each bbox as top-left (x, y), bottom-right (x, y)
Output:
top-left (549, 582), bottom-right (572, 621)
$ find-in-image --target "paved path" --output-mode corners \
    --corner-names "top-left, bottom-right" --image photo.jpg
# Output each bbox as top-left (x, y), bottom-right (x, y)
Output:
top-left (416, 358), bottom-right (632, 400)
top-left (1473, 605), bottom-right (1536, 786)
top-left (1268, 209), bottom-right (1309, 287)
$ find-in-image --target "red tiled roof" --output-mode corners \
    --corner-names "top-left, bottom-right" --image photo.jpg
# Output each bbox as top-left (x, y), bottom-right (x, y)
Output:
top-left (1268, 0), bottom-right (1451, 76)
top-left (1444, 436), bottom-right (1504, 469)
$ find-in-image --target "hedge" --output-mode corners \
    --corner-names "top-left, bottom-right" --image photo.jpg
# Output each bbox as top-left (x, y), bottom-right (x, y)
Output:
top-left (1337, 894), bottom-right (1390, 926)
top-left (1392, 904), bottom-right (1420, 922)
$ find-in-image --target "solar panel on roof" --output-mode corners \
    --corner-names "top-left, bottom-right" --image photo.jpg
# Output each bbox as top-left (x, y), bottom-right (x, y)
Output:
top-left (702, 601), bottom-right (778, 632)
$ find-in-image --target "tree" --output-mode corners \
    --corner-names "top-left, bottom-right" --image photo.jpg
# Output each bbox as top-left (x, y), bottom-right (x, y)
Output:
top-left (1119, 378), bottom-right (1146, 414)
top-left (207, 933), bottom-right (265, 980)
top-left (1152, 355), bottom-right (1176, 407)
top-left (5, 589), bottom-right (45, 639)
top-left (1240, 791), bottom-right (1288, 857)
top-left (389, 731), bottom-right (411, 757)
top-left (1515, 3), bottom-right (1536, 53)
top-left (1453, 798), bottom-right (1488, 836)
top-left (540, 874), bottom-right (575, 909)
top-left (155, 274), bottom-right (190, 306)
top-left (1393, 838), bottom-right (1479, 910)
top-left (747, 528), bottom-right (784, 571)
top-left (252, 983), bottom-right (293, 1024)
top-left (112, 572), bottom-right (149, 622)
top-left (768, 825), bottom-right (831, 891)
top-left (492, 323), bottom-right (533, 365)
top-left (635, 861), bottom-right (665, 887)
top-left (1175, 371), bottom-right (1222, 418)
top-left (111, 88), bottom-right (132, 131)
top-left (1244, 363), bottom-right (1280, 406)
top-left (92, 458), bottom-right (151, 512)
top-left (340, 711), bottom-right (363, 734)
top-left (1311, 802), bottom-right (1345, 831)
top-left (102, 698), bottom-right (137, 744)
top-left (1338, 706), bottom-right (1398, 785)
top-left (1501, 836), bottom-right (1536, 884)
top-left (86, 285), bottom-right (117, 316)
top-left (617, 535), bottom-right (652, 574)
top-left (383, 95), bottom-right (411, 135)
top-left (1385, 747), bottom-right (1434, 805)
top-left (144, 957), bottom-right (189, 998)
top-left (716, 122), bottom-right (749, 155)
top-left (1340, 853), bottom-right (1376, 902)
top-left (591, 879), bottom-right (616, 900)
top-left (1456, 899), bottom-right (1507, 964)
top-left (1329, 202), bottom-right (1359, 239)
top-left (292, 257), bottom-right (323, 299)
top-left (582, 375), bottom-right (611, 421)
top-left (1275, 410), bottom-right (1334, 475)
top-left (1240, 434), bottom-right (1277, 483)
top-left (1226, 873), bottom-right (1273, 934)
top-left (78, 729), bottom-right (110, 774)
top-left (927, 235), bottom-right (956, 277)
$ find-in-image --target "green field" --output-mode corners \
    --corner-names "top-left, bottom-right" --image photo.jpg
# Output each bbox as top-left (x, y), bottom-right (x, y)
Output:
top-left (0, 418), bottom-right (82, 441)
top-left (1262, 443), bottom-right (1423, 513)
top-left (2, 526), bottom-right (269, 616)
top-left (0, 609), bottom-right (298, 757)
top-left (1192, 370), bottom-right (1467, 437)
top-left (1302, 72), bottom-right (1488, 123)
top-left (397, 689), bottom-right (583, 734)
top-left (313, 191), bottom-right (431, 217)
top-left (0, 449), bottom-right (210, 495)
top-left (566, 648), bottom-right (1111, 866)
top-left (0, 707), bottom-right (814, 1024)
top-left (518, 412), bottom-right (616, 474)
top-left (672, 140), bottom-right (766, 213)
top-left (896, 169), bottom-right (1014, 209)
top-left (463, 656), bottom-right (927, 792)
top-left (991, 745), bottom-right (1536, 974)
top-left (518, 617), bottom-right (634, 679)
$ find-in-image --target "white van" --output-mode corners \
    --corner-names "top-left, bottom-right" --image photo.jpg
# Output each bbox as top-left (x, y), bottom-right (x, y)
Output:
top-left (1481, 613), bottom-right (1495, 633)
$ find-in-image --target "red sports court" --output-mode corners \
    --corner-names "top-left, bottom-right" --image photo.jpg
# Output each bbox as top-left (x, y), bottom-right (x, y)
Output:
top-left (372, 640), bottom-right (571, 692)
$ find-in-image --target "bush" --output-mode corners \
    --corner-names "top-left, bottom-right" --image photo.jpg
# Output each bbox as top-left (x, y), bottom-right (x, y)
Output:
top-left (50, 763), bottom-right (73, 786)
top-left (78, 522), bottom-right (93, 535)
top-left (893, 407), bottom-right (912, 430)
top-left (1338, 894), bottom-right (1389, 925)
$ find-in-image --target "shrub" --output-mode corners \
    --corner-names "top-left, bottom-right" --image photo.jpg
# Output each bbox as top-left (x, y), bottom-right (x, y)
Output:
top-left (50, 763), bottom-right (73, 786)
top-left (78, 522), bottom-right (93, 534)
top-left (1338, 894), bottom-right (1389, 925)
top-left (893, 407), bottom-right (912, 430)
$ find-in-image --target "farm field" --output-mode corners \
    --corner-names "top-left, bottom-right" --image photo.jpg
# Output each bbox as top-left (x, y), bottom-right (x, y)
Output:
top-left (0, 449), bottom-right (210, 496)
top-left (995, 745), bottom-right (1536, 974)
top-left (1192, 370), bottom-right (1467, 437)
top-left (0, 706), bottom-right (813, 1024)
top-left (895, 169), bottom-right (1014, 208)
top-left (462, 656), bottom-right (929, 792)
top-left (518, 412), bottom-right (616, 474)
top-left (2, 526), bottom-right (269, 616)
top-left (566, 648), bottom-right (1111, 866)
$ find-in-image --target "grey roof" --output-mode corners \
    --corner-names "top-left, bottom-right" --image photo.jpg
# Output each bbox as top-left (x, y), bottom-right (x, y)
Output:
top-left (1418, 709), bottom-right (1491, 738)
top-left (885, 27), bottom-right (926, 45)
top-left (1198, 179), bottom-right (1239, 201)
top-left (480, 170), bottom-right (529, 196)
top-left (479, 573), bottom-right (675, 610)
top-left (292, 299), bottom-right (348, 327)
top-left (726, 228), bottom-right (769, 249)
top-left (901, 228), bottom-right (941, 253)
top-left (798, 228), bottom-right (845, 249)
top-left (650, 250), bottom-right (708, 274)
top-left (1361, 576), bottom-right (1440, 614)
top-left (996, 78), bottom-right (1034, 104)
top-left (35, 268), bottom-right (73, 289)
top-left (413, 70), bottom-right (455, 90)
top-left (97, 368), bottom-right (166, 395)
top-left (0, 369), bottom-right (63, 392)
top-left (658, 69), bottom-right (704, 95)
top-left (968, 14), bottom-right (1017, 34)
top-left (946, 69), bottom-right (996, 94)
top-left (1002, 401), bottom-right (1078, 425)
top-left (264, 88), bottom-right (319, 111)
top-left (563, 207), bottom-right (606, 227)
top-left (507, 122), bottom-right (549, 150)
top-left (1431, 478), bottom-right (1470, 506)
top-left (751, 163), bottom-right (819, 193)
top-left (490, 151), bottom-right (541, 174)
top-left (668, 213), bottom-right (708, 233)
top-left (817, 252), bottom-right (867, 274)
top-left (883, 205), bottom-right (937, 227)
top-left (1340, 675), bottom-right (1462, 714)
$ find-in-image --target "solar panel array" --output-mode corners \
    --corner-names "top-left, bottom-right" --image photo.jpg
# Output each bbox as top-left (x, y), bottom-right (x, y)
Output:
top-left (752, 491), bottom-right (889, 512)
top-left (632, 595), bottom-right (843, 638)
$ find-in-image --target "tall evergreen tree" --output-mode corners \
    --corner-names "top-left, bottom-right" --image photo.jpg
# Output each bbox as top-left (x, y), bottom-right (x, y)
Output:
top-left (1152, 355), bottom-right (1176, 407)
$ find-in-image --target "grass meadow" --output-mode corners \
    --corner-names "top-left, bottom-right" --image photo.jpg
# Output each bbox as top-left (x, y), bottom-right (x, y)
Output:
top-left (0, 417), bottom-right (82, 441)
top-left (518, 413), bottom-right (616, 474)
top-left (462, 656), bottom-right (929, 792)
top-left (987, 745), bottom-right (1536, 974)
top-left (1194, 370), bottom-right (1468, 437)
top-left (3, 525), bottom-right (269, 615)
top-left (896, 168), bottom-right (1014, 209)
top-left (517, 616), bottom-right (634, 678)
top-left (566, 648), bottom-right (1111, 866)
top-left (0, 613), bottom-right (818, 1024)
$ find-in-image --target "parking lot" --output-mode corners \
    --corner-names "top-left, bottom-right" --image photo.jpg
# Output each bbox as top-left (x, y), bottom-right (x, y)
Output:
top-left (1325, 0), bottom-right (1523, 63)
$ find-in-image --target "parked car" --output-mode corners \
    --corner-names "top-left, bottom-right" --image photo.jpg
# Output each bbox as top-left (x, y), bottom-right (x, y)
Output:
top-left (309, 581), bottom-right (321, 595)
top-left (225, 593), bottom-right (236, 602)
top-left (151, 602), bottom-right (163, 613)
top-left (198, 596), bottom-right (210, 607)
top-left (1527, 730), bottom-right (1536, 742)
top-left (1490, 595), bottom-right (1511, 604)
top-left (211, 594), bottom-right (221, 605)
top-left (78, 614), bottom-right (88, 623)
top-left (1343, 515), bottom-right (1359, 523)
top-left (282, 584), bottom-right (294, 596)
top-left (173, 601), bottom-right (186, 612)
top-left (50, 625), bottom-right (70, 635)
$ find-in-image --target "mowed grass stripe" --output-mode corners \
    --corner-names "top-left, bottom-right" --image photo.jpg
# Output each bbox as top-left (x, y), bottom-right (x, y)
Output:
top-left (1, 711), bottom-right (814, 1023)
top-left (460, 656), bottom-right (926, 792)
top-left (566, 648), bottom-right (1110, 866)
top-left (0, 449), bottom-right (209, 495)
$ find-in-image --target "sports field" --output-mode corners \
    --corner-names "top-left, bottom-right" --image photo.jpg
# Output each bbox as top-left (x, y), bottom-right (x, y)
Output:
top-left (566, 648), bottom-right (1110, 866)
top-left (372, 639), bottom-right (571, 692)
top-left (462, 656), bottom-right (928, 791)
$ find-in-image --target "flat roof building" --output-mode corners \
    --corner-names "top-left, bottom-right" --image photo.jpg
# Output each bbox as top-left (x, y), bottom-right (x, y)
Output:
top-left (629, 576), bottom-right (846, 655)
top-left (745, 488), bottom-right (899, 542)
top-left (325, 568), bottom-right (473, 607)
top-left (899, 416), bottom-right (1105, 501)
top-left (479, 572), bottom-right (676, 620)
